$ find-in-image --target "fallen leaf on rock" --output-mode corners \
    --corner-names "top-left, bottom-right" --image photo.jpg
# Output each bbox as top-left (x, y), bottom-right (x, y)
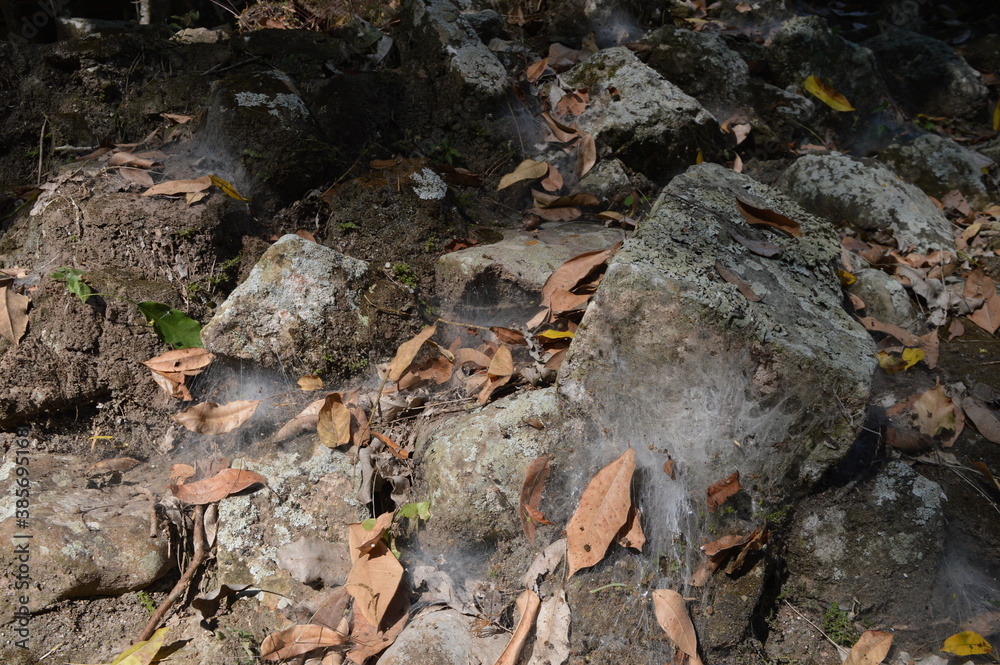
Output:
top-left (488, 345), bottom-right (514, 378)
top-left (170, 463), bottom-right (195, 484)
top-left (942, 630), bottom-right (992, 656)
top-left (616, 504), bottom-right (645, 551)
top-left (844, 630), bottom-right (893, 665)
top-left (119, 167), bottom-right (155, 187)
top-left (350, 512), bottom-right (395, 559)
top-left (273, 397), bottom-right (326, 443)
top-left (444, 237), bottom-right (479, 253)
top-left (652, 589), bottom-right (704, 665)
top-left (0, 282), bottom-right (29, 344)
top-left (522, 539), bottom-right (567, 588)
top-left (161, 112), bottom-right (192, 124)
top-left (186, 191), bottom-right (208, 205)
top-left (540, 245), bottom-right (619, 312)
top-left (434, 164), bottom-right (483, 188)
top-left (576, 133), bottom-right (597, 178)
top-left (526, 57), bottom-right (550, 83)
top-left (556, 88), bottom-right (589, 117)
top-left (142, 348), bottom-right (214, 374)
top-left (496, 589), bottom-right (542, 665)
top-left (715, 262), bottom-right (763, 302)
top-left (727, 228), bottom-right (785, 258)
top-left (108, 152), bottom-right (157, 168)
top-left (142, 175), bottom-right (212, 196)
top-left (736, 198), bottom-right (802, 237)
top-left (318, 393), bottom-right (352, 448)
top-left (527, 589), bottom-right (570, 665)
top-left (541, 163), bottom-right (564, 192)
top-left (491, 326), bottom-right (527, 346)
top-left (567, 448), bottom-right (636, 577)
top-left (541, 111), bottom-right (582, 142)
top-left (707, 471), bottom-right (740, 512)
top-left (346, 589), bottom-right (409, 664)
top-left (71, 627), bottom-right (170, 665)
top-left (885, 425), bottom-right (935, 453)
top-left (149, 368), bottom-right (190, 400)
top-left (533, 190), bottom-right (600, 209)
top-left (803, 75), bottom-right (855, 112)
top-left (298, 374), bottom-right (323, 391)
top-left (663, 457), bottom-right (675, 479)
top-left (520, 454), bottom-right (552, 544)
top-left (478, 373), bottom-right (511, 405)
top-left (499, 159), bottom-right (550, 190)
top-left (173, 400), bottom-right (260, 434)
top-left (346, 538), bottom-right (403, 630)
top-left (725, 526), bottom-right (768, 574)
top-left (912, 384), bottom-right (956, 437)
top-left (170, 467), bottom-right (268, 504)
top-left (388, 326), bottom-right (437, 382)
top-left (260, 624), bottom-right (347, 661)
top-left (963, 397), bottom-right (1000, 444)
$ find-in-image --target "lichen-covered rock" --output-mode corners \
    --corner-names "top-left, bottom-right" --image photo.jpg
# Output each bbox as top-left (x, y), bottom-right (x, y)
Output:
top-left (201, 234), bottom-right (371, 376)
top-left (560, 47), bottom-right (723, 181)
top-left (559, 163), bottom-right (875, 512)
top-left (779, 152), bottom-right (955, 251)
top-left (848, 268), bottom-right (925, 334)
top-left (378, 608), bottom-right (507, 665)
top-left (878, 134), bottom-right (994, 210)
top-left (864, 28), bottom-right (988, 120)
top-left (435, 223), bottom-right (625, 325)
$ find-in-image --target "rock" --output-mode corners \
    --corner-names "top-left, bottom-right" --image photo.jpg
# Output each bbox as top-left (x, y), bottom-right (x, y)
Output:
top-left (415, 387), bottom-right (561, 545)
top-left (779, 152), bottom-right (955, 251)
top-left (559, 163), bottom-right (875, 517)
top-left (864, 29), bottom-right (988, 120)
top-left (559, 47), bottom-right (722, 181)
top-left (848, 268), bottom-right (925, 334)
top-left (878, 134), bottom-right (994, 210)
top-left (201, 234), bottom-right (372, 377)
top-left (784, 460), bottom-right (944, 618)
top-left (0, 454), bottom-right (172, 620)
top-left (435, 223), bottom-right (625, 325)
top-left (578, 158), bottom-right (634, 203)
top-left (964, 33), bottom-right (1000, 76)
top-left (378, 608), bottom-right (507, 664)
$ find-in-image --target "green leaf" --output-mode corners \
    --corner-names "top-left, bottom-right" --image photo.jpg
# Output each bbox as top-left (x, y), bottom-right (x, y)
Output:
top-left (51, 267), bottom-right (94, 303)
top-left (137, 301), bottom-right (203, 349)
top-left (361, 518), bottom-right (376, 530)
top-left (398, 501), bottom-right (430, 521)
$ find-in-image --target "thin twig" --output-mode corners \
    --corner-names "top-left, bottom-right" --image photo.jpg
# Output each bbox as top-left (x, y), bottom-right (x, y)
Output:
top-left (138, 504), bottom-right (206, 642)
top-left (364, 294), bottom-right (412, 317)
top-left (37, 116), bottom-right (48, 187)
top-left (435, 317), bottom-right (492, 331)
top-left (783, 600), bottom-right (849, 660)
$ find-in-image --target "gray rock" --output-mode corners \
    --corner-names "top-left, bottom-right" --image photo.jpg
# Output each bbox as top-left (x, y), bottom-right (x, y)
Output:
top-left (435, 223), bottom-right (625, 326)
top-left (559, 163), bottom-right (875, 522)
top-left (848, 268), bottom-right (925, 334)
top-left (579, 158), bottom-right (633, 203)
top-left (864, 29), bottom-right (988, 120)
top-left (785, 460), bottom-right (944, 618)
top-left (879, 134), bottom-right (994, 210)
top-left (560, 47), bottom-right (722, 181)
top-left (202, 234), bottom-right (371, 376)
top-left (415, 387), bottom-right (560, 544)
top-left (779, 152), bottom-right (955, 251)
top-left (378, 608), bottom-right (507, 665)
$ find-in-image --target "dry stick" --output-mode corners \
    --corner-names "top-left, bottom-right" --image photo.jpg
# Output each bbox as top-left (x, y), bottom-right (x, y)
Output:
top-left (137, 504), bottom-right (207, 643)
top-left (783, 600), bottom-right (849, 660)
top-left (36, 116), bottom-right (48, 186)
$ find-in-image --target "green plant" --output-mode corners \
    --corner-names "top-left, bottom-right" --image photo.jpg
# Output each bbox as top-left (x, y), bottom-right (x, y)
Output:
top-left (178, 227), bottom-right (196, 239)
top-left (392, 263), bottom-right (418, 289)
top-left (337, 221), bottom-right (359, 232)
top-left (210, 256), bottom-right (241, 287)
top-left (25, 148), bottom-right (38, 158)
top-left (423, 237), bottom-right (439, 252)
top-left (823, 602), bottom-right (859, 646)
top-left (136, 590), bottom-right (156, 614)
top-left (433, 138), bottom-right (462, 166)
top-left (242, 149), bottom-right (263, 160)
top-left (169, 10), bottom-right (199, 31)
top-left (347, 358), bottom-right (368, 373)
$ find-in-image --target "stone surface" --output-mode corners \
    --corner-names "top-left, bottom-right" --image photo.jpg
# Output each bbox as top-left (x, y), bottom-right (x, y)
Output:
top-left (559, 163), bottom-right (875, 514)
top-left (878, 134), bottom-right (994, 210)
top-left (560, 47), bottom-right (722, 181)
top-left (864, 29), bottom-right (989, 120)
top-left (415, 387), bottom-right (561, 544)
top-left (785, 460), bottom-right (944, 617)
top-left (378, 607), bottom-right (507, 665)
top-left (435, 222), bottom-right (625, 325)
top-left (779, 152), bottom-right (956, 251)
top-left (202, 234), bottom-right (372, 376)
top-left (848, 268), bottom-right (926, 333)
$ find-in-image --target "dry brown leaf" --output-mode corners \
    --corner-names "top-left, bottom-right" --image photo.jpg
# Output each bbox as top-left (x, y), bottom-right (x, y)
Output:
top-left (576, 133), bottom-right (597, 178)
top-left (372, 432), bottom-right (409, 459)
top-left (566, 448), bottom-right (636, 577)
top-left (496, 589), bottom-right (542, 665)
top-left (412, 356), bottom-right (453, 385)
top-left (725, 526), bottom-right (769, 575)
top-left (108, 152), bottom-right (156, 168)
top-left (173, 400), bottom-right (260, 434)
top-left (0, 283), bottom-right (29, 345)
top-left (488, 345), bottom-right (514, 378)
top-left (527, 589), bottom-right (570, 665)
top-left (652, 589), bottom-right (704, 665)
top-left (526, 57), bottom-right (550, 83)
top-left (119, 167), bottom-right (155, 187)
top-left (346, 590), bottom-right (409, 664)
top-left (260, 624), bottom-right (347, 661)
top-left (273, 397), bottom-right (326, 443)
top-left (142, 347), bottom-right (214, 375)
top-left (727, 228), bottom-right (785, 258)
top-left (541, 162), bottom-right (564, 193)
top-left (616, 504), bottom-right (645, 551)
top-left (912, 384), bottom-right (956, 437)
top-left (142, 175), bottom-right (212, 196)
top-left (549, 288), bottom-right (592, 314)
top-left (735, 198), bottom-right (802, 237)
top-left (499, 160), bottom-right (550, 190)
top-left (948, 319), bottom-right (965, 340)
top-left (540, 244), bottom-right (619, 311)
top-left (170, 463), bottom-right (195, 484)
top-left (318, 393), bottom-right (352, 448)
top-left (844, 630), bottom-right (893, 665)
top-left (556, 89), bottom-right (589, 117)
top-left (298, 374), bottom-right (323, 391)
top-left (491, 326), bottom-right (527, 346)
top-left (520, 454), bottom-right (552, 544)
top-left (963, 397), bottom-right (1000, 444)
top-left (170, 467), bottom-right (268, 505)
top-left (526, 206), bottom-right (583, 222)
top-left (886, 425), bottom-right (935, 453)
top-left (715, 262), bottom-right (763, 302)
top-left (161, 112), bottom-right (192, 124)
top-left (349, 512), bottom-right (395, 559)
top-left (345, 539), bottom-right (404, 630)
top-left (541, 111), bottom-right (582, 143)
top-left (477, 373), bottom-right (511, 405)
top-left (388, 326), bottom-right (437, 382)
top-left (532, 190), bottom-right (600, 209)
top-left (707, 471), bottom-right (740, 512)
top-left (455, 346), bottom-right (492, 369)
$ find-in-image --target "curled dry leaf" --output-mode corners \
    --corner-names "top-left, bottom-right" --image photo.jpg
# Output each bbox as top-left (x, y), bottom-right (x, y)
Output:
top-left (566, 448), bottom-right (636, 577)
top-left (540, 244), bottom-right (620, 312)
top-left (541, 162), bottom-right (564, 193)
top-left (912, 384), bottom-right (956, 437)
top-left (652, 589), bottom-right (704, 665)
top-left (576, 133), bottom-right (597, 178)
top-left (496, 589), bottom-right (542, 665)
top-left (108, 152), bottom-right (156, 168)
top-left (260, 624), bottom-right (348, 661)
top-left (346, 588), bottom-right (409, 664)
top-left (150, 370), bottom-right (193, 401)
top-left (520, 454), bottom-right (552, 544)
top-left (170, 467), bottom-right (268, 505)
top-left (273, 397), bottom-right (326, 443)
top-left (142, 347), bottom-right (214, 374)
top-left (373, 432), bottom-right (409, 459)
top-left (707, 471), bottom-right (740, 512)
top-left (532, 190), bottom-right (600, 209)
top-left (142, 175), bottom-right (212, 196)
top-left (499, 159), bottom-right (550, 190)
top-left (173, 399), bottom-right (260, 434)
top-left (345, 538), bottom-right (404, 630)
top-left (735, 198), bottom-right (802, 237)
top-left (298, 374), bottom-right (323, 391)
top-left (388, 326), bottom-right (437, 382)
top-left (844, 630), bottom-right (893, 665)
top-left (616, 504), bottom-right (645, 551)
top-left (119, 167), bottom-right (155, 187)
top-left (348, 512), bottom-right (395, 560)
top-left (526, 57), bottom-right (550, 83)
top-left (541, 111), bottom-right (581, 143)
top-left (0, 283), bottom-right (29, 345)
top-left (804, 75), bottom-right (856, 112)
top-left (962, 397), bottom-right (1000, 444)
top-left (318, 393), bottom-right (353, 448)
top-left (488, 345), bottom-right (514, 378)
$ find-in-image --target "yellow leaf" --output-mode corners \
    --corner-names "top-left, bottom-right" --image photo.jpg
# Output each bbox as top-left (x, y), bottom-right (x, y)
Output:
top-left (836, 269), bottom-right (856, 286)
top-left (942, 631), bottom-right (993, 656)
top-left (900, 347), bottom-right (924, 370)
top-left (70, 627), bottom-right (169, 665)
top-left (804, 75), bottom-right (855, 112)
top-left (497, 159), bottom-right (549, 190)
top-left (695, 149), bottom-right (703, 164)
top-left (209, 174), bottom-right (250, 201)
top-left (536, 329), bottom-right (574, 340)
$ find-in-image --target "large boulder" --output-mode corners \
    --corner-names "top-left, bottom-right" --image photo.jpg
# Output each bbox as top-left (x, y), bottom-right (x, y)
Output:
top-left (558, 163), bottom-right (875, 520)
top-left (878, 133), bottom-right (994, 210)
top-left (779, 152), bottom-right (956, 251)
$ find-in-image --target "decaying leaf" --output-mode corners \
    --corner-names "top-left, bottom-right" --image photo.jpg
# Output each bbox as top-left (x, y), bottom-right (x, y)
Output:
top-left (942, 630), bottom-right (992, 656)
top-left (727, 228), bottom-right (785, 258)
top-left (912, 384), bottom-right (955, 437)
top-left (0, 282), bottom-right (29, 345)
top-left (142, 347), bottom-right (214, 374)
top-left (496, 589), bottom-right (542, 665)
top-left (388, 326), bottom-right (437, 382)
top-left (318, 393), bottom-right (352, 448)
top-left (259, 624), bottom-right (347, 661)
top-left (173, 400), bottom-right (260, 434)
top-left (170, 467), bottom-right (268, 505)
top-left (108, 152), bottom-right (156, 168)
top-left (142, 175), bottom-right (212, 196)
top-left (735, 198), bottom-right (802, 237)
top-left (298, 374), bottom-right (323, 391)
top-left (86, 457), bottom-right (141, 476)
top-left (70, 627), bottom-right (170, 665)
top-left (715, 262), bottom-right (763, 302)
top-left (351, 511), bottom-right (395, 558)
top-left (707, 471), bottom-right (740, 512)
top-left (346, 589), bottom-right (409, 664)
top-left (576, 133), bottom-right (597, 178)
top-left (652, 589), bottom-right (704, 665)
top-left (566, 448), bottom-right (636, 577)
top-left (616, 504), bottom-right (645, 551)
top-left (273, 397), bottom-right (326, 443)
top-left (527, 589), bottom-right (570, 665)
top-left (539, 244), bottom-right (620, 312)
top-left (520, 454), bottom-right (552, 544)
top-left (804, 75), bottom-right (856, 112)
top-left (491, 326), bottom-right (527, 346)
top-left (526, 58), bottom-right (550, 83)
top-left (541, 162), bottom-right (564, 193)
top-left (963, 397), bottom-right (1000, 444)
top-left (373, 432), bottom-right (409, 459)
top-left (345, 538), bottom-right (404, 630)
top-left (499, 160), bottom-right (549, 190)
top-left (488, 344), bottom-right (514, 378)
top-left (844, 630), bottom-right (893, 665)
